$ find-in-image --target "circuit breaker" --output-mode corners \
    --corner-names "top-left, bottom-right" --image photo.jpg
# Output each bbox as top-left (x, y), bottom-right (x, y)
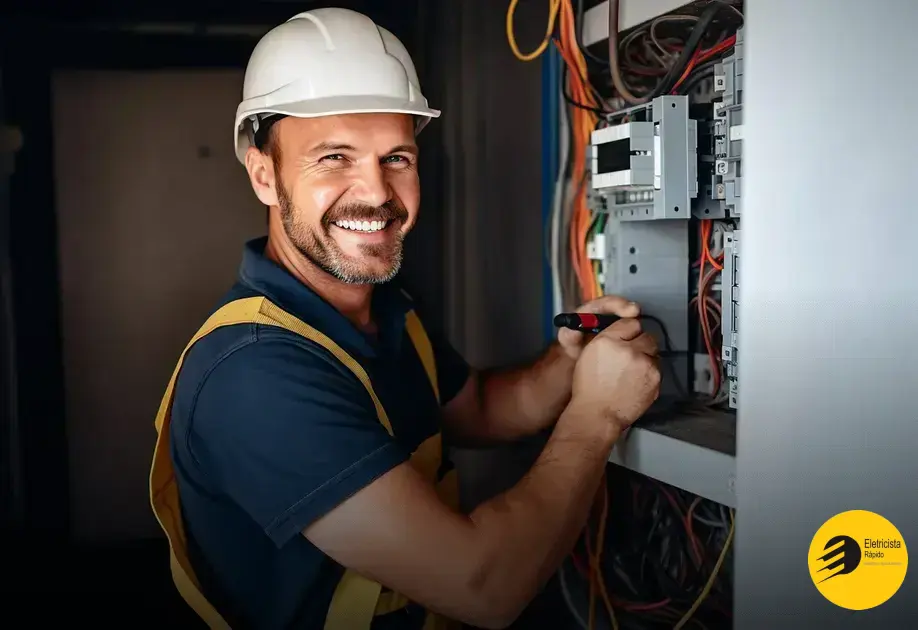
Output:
top-left (713, 27), bottom-right (744, 217)
top-left (713, 28), bottom-right (744, 408)
top-left (590, 95), bottom-right (698, 222)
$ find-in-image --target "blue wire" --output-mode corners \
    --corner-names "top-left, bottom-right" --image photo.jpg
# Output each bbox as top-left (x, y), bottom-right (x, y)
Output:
top-left (541, 46), bottom-right (561, 345)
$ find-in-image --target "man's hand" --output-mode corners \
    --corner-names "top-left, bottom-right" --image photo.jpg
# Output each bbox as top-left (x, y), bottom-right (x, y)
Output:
top-left (557, 295), bottom-right (642, 361)
top-left (441, 294), bottom-right (646, 445)
top-left (568, 317), bottom-right (661, 440)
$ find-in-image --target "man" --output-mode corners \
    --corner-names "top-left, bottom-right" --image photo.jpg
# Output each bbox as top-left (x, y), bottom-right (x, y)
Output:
top-left (149, 7), bottom-right (661, 630)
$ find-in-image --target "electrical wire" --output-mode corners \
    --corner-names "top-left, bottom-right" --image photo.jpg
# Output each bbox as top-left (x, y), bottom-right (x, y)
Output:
top-left (675, 63), bottom-right (718, 98)
top-left (674, 510), bottom-right (735, 630)
top-left (669, 35), bottom-right (736, 94)
top-left (552, 0), bottom-right (603, 303)
top-left (607, 0), bottom-right (743, 105)
top-left (551, 84), bottom-right (572, 313)
top-left (565, 474), bottom-right (734, 629)
top-left (506, 0), bottom-right (562, 62)
top-left (692, 220), bottom-right (726, 400)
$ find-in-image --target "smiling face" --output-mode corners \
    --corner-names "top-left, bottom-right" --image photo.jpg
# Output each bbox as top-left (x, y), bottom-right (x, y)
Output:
top-left (245, 113), bottom-right (420, 284)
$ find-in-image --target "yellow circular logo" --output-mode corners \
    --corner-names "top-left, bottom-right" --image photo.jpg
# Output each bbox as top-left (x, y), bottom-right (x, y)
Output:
top-left (808, 510), bottom-right (908, 610)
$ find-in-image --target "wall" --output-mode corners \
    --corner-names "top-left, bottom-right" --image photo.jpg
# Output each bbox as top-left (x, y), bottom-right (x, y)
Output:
top-left (52, 70), bottom-right (266, 542)
top-left (735, 0), bottom-right (918, 627)
top-left (420, 0), bottom-right (553, 508)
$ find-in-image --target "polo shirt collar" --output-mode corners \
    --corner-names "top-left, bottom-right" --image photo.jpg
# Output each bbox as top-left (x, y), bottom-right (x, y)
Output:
top-left (236, 237), bottom-right (412, 359)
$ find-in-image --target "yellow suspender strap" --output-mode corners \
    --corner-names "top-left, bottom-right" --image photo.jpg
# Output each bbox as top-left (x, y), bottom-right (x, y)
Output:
top-left (405, 309), bottom-right (439, 404)
top-left (149, 296), bottom-right (445, 630)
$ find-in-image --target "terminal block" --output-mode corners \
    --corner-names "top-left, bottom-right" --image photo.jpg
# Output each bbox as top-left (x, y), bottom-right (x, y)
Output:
top-left (590, 95), bottom-right (698, 222)
top-left (721, 229), bottom-right (740, 408)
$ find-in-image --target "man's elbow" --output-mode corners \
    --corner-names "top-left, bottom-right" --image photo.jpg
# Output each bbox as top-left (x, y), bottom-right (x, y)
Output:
top-left (455, 562), bottom-right (529, 629)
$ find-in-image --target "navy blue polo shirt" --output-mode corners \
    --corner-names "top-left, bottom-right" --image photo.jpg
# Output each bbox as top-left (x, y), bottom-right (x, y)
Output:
top-left (169, 236), bottom-right (470, 629)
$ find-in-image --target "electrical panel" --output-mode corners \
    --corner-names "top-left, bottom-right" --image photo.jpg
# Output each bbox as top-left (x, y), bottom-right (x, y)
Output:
top-left (588, 31), bottom-right (746, 413)
top-left (543, 0), bottom-right (747, 516)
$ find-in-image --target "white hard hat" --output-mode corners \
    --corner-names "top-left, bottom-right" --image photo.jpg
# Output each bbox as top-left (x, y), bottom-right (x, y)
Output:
top-left (233, 8), bottom-right (440, 164)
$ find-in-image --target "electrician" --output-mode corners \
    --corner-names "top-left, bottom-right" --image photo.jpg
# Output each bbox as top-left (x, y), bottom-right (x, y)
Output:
top-left (150, 8), bottom-right (660, 630)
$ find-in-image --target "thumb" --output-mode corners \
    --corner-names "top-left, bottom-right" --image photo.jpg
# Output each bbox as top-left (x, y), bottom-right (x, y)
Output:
top-left (557, 326), bottom-right (585, 348)
top-left (597, 317), bottom-right (643, 342)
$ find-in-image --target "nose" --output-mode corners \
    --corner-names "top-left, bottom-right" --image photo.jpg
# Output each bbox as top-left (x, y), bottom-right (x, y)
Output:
top-left (350, 162), bottom-right (392, 208)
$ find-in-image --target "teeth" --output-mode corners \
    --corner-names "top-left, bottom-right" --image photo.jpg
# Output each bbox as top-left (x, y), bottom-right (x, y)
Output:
top-left (334, 219), bottom-right (389, 232)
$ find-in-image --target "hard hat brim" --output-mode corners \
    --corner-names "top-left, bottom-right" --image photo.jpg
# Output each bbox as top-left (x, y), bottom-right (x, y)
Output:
top-left (235, 95), bottom-right (441, 164)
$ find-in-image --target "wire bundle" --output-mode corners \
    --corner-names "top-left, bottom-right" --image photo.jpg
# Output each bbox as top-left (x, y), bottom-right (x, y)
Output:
top-left (507, 0), bottom-right (743, 312)
top-left (692, 219), bottom-right (732, 403)
top-left (562, 471), bottom-right (735, 630)
top-left (605, 0), bottom-right (744, 105)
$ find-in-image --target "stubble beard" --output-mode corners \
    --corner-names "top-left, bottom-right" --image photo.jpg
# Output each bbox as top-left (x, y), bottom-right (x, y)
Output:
top-left (276, 179), bottom-right (408, 285)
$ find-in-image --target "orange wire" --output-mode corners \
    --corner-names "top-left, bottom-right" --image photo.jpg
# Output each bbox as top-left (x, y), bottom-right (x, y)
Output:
top-left (702, 221), bottom-right (724, 271)
top-left (556, 0), bottom-right (601, 302)
top-left (696, 222), bottom-right (721, 395)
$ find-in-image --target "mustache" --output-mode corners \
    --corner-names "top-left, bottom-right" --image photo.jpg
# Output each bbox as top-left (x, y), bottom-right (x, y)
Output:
top-left (323, 201), bottom-right (408, 225)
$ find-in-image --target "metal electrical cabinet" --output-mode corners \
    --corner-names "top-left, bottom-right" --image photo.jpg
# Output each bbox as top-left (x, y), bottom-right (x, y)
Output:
top-left (580, 3), bottom-right (745, 510)
top-left (577, 1), bottom-right (918, 628)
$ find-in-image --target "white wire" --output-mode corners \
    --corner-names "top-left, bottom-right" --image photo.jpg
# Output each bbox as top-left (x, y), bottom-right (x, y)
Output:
top-left (708, 221), bottom-right (728, 258)
top-left (550, 83), bottom-right (570, 314)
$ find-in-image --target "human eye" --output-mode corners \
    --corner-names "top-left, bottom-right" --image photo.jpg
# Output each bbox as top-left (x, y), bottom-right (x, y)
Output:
top-left (382, 154), bottom-right (413, 167)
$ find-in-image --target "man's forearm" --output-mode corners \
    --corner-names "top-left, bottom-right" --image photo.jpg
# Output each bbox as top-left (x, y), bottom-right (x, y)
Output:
top-left (474, 342), bottom-right (575, 442)
top-left (464, 403), bottom-right (618, 625)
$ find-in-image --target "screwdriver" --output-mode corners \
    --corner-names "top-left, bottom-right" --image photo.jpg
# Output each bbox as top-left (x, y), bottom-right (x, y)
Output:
top-left (553, 312), bottom-right (621, 334)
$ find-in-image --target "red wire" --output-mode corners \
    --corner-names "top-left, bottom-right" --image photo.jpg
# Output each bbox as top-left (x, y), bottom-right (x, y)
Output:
top-left (670, 34), bottom-right (737, 94)
top-left (619, 598), bottom-right (673, 612)
top-left (572, 551), bottom-right (589, 577)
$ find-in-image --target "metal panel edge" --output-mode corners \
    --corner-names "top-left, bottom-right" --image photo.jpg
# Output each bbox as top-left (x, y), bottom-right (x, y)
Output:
top-left (609, 426), bottom-right (737, 507)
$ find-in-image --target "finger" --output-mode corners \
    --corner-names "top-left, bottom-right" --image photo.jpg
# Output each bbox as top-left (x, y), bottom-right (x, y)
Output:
top-left (575, 295), bottom-right (640, 319)
top-left (597, 317), bottom-right (642, 341)
top-left (557, 327), bottom-right (585, 347)
top-left (629, 332), bottom-right (659, 357)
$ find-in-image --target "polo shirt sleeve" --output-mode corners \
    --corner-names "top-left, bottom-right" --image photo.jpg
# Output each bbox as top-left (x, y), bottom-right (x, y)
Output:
top-left (185, 335), bottom-right (410, 548)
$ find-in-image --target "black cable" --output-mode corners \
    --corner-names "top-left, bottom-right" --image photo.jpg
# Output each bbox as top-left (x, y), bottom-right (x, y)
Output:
top-left (646, 1), bottom-right (743, 100)
top-left (635, 314), bottom-right (692, 402)
top-left (595, 475), bottom-right (735, 619)
top-left (559, 55), bottom-right (607, 115)
top-left (637, 314), bottom-right (674, 352)
top-left (675, 59), bottom-right (721, 97)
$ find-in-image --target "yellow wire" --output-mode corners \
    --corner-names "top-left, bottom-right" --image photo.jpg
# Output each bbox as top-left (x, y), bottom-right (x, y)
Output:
top-left (593, 261), bottom-right (603, 298)
top-left (674, 509), bottom-right (736, 630)
top-left (506, 0), bottom-right (562, 61)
